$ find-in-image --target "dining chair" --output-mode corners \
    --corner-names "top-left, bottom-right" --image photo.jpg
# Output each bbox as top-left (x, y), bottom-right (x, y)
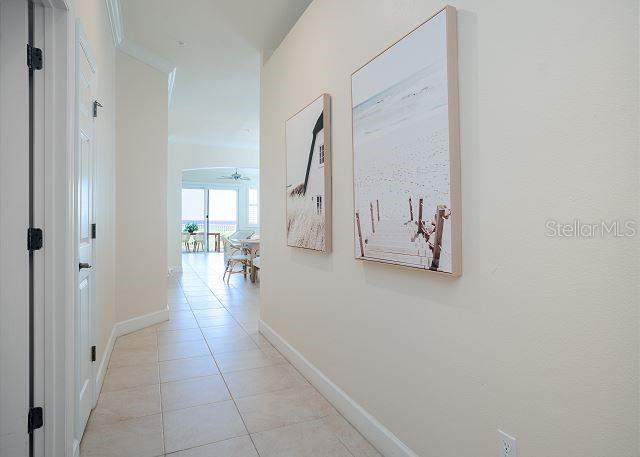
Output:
top-left (221, 235), bottom-right (251, 283)
top-left (193, 232), bottom-right (205, 252)
top-left (182, 233), bottom-right (192, 252)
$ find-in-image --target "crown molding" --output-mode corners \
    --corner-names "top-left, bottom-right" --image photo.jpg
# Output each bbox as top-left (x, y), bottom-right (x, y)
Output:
top-left (105, 0), bottom-right (123, 46)
top-left (105, 0), bottom-right (176, 105)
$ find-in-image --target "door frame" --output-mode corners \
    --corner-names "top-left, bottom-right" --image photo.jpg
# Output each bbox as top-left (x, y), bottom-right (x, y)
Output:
top-left (29, 1), bottom-right (75, 456)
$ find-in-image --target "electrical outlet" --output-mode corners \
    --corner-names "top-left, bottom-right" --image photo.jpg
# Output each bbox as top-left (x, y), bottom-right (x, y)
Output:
top-left (498, 430), bottom-right (517, 457)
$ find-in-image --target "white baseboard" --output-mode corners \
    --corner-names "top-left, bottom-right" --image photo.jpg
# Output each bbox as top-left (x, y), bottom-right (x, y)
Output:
top-left (94, 308), bottom-right (169, 396)
top-left (259, 320), bottom-right (418, 457)
top-left (114, 308), bottom-right (169, 336)
top-left (168, 265), bottom-right (183, 274)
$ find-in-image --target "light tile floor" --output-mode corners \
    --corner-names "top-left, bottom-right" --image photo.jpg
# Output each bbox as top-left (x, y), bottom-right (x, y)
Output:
top-left (80, 253), bottom-right (381, 457)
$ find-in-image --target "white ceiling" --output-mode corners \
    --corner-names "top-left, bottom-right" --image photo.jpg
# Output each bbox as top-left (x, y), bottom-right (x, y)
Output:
top-left (121, 0), bottom-right (311, 152)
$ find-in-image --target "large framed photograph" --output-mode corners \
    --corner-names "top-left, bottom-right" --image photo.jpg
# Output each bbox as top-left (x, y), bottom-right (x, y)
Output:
top-left (351, 6), bottom-right (460, 276)
top-left (286, 94), bottom-right (332, 251)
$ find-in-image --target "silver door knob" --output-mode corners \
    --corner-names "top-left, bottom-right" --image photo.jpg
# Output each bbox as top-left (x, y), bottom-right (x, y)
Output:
top-left (79, 262), bottom-right (92, 270)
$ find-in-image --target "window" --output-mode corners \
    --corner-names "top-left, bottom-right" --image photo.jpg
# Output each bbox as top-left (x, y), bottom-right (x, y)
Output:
top-left (319, 144), bottom-right (325, 165)
top-left (316, 195), bottom-right (323, 215)
top-left (248, 187), bottom-right (259, 225)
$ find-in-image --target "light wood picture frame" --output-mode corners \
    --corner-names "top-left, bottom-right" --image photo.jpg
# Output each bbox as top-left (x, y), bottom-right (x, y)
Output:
top-left (351, 5), bottom-right (460, 276)
top-left (286, 94), bottom-right (332, 252)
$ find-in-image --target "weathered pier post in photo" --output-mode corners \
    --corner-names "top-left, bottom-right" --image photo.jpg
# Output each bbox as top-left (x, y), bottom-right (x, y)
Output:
top-left (429, 205), bottom-right (447, 271)
top-left (376, 200), bottom-right (380, 222)
top-left (409, 198), bottom-right (414, 221)
top-left (355, 211), bottom-right (365, 257)
top-left (370, 202), bottom-right (375, 234)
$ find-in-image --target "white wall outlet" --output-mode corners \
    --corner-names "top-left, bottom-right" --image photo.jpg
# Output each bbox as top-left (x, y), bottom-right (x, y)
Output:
top-left (498, 430), bottom-right (517, 457)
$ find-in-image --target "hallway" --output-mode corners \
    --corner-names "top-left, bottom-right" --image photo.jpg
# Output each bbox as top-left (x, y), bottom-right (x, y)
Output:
top-left (80, 253), bottom-right (380, 456)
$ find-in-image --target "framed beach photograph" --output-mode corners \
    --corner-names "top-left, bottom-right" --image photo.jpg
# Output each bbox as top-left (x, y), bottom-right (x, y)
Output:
top-left (351, 6), bottom-right (460, 275)
top-left (286, 94), bottom-right (332, 251)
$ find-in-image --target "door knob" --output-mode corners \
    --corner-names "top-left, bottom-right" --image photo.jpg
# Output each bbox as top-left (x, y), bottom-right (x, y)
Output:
top-left (79, 262), bottom-right (92, 270)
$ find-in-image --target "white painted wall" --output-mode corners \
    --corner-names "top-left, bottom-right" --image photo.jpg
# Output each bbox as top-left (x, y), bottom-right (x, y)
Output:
top-left (167, 143), bottom-right (258, 271)
top-left (260, 1), bottom-right (639, 456)
top-left (116, 51), bottom-right (168, 321)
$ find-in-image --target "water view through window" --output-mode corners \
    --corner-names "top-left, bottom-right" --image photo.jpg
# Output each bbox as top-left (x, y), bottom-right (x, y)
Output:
top-left (182, 188), bottom-right (238, 252)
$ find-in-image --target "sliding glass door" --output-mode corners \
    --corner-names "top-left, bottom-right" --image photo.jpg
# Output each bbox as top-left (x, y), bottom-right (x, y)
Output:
top-left (181, 189), bottom-right (206, 252)
top-left (182, 187), bottom-right (238, 253)
top-left (207, 189), bottom-right (238, 251)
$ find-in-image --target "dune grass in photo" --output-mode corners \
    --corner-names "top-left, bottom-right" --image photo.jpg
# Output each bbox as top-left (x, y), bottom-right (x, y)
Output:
top-left (287, 193), bottom-right (325, 250)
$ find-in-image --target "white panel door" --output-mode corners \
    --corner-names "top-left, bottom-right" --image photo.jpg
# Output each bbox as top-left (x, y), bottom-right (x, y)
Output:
top-left (0, 1), bottom-right (30, 455)
top-left (75, 23), bottom-right (96, 444)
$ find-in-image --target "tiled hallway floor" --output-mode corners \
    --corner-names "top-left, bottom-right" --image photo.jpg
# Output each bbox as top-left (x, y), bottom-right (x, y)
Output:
top-left (80, 253), bottom-right (381, 457)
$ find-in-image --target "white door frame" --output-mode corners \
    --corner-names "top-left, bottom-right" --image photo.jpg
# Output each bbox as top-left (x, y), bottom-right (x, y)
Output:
top-left (30, 0), bottom-right (75, 456)
top-left (0, 1), bottom-right (30, 456)
top-left (0, 0), bottom-right (73, 456)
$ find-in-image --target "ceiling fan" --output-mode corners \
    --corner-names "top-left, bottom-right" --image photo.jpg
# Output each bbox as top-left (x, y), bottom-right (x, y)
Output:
top-left (219, 168), bottom-right (251, 181)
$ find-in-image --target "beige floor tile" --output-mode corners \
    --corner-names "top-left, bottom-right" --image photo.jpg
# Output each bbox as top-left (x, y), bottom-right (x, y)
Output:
top-left (200, 324), bottom-right (247, 340)
top-left (214, 347), bottom-right (286, 373)
top-left (157, 328), bottom-right (205, 345)
top-left (160, 355), bottom-right (219, 382)
top-left (102, 363), bottom-right (159, 392)
top-left (321, 413), bottom-right (382, 457)
top-left (92, 384), bottom-right (161, 423)
top-left (109, 347), bottom-right (158, 368)
top-left (250, 418), bottom-right (352, 457)
top-left (189, 301), bottom-right (225, 310)
top-left (163, 401), bottom-right (247, 453)
top-left (114, 331), bottom-right (157, 351)
top-left (197, 314), bottom-right (238, 328)
top-left (158, 339), bottom-right (210, 361)
top-left (161, 375), bottom-right (230, 411)
top-left (166, 435), bottom-right (258, 457)
top-left (236, 386), bottom-right (334, 433)
top-left (223, 364), bottom-right (309, 398)
top-left (193, 308), bottom-right (230, 319)
top-left (205, 334), bottom-right (259, 355)
top-left (80, 413), bottom-right (164, 457)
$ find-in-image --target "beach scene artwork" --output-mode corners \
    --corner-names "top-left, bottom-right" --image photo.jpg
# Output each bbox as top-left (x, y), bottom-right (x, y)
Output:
top-left (286, 94), bottom-right (331, 251)
top-left (352, 7), bottom-right (460, 275)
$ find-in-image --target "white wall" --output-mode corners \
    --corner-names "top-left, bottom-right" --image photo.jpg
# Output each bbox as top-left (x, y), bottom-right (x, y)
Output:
top-left (260, 1), bottom-right (639, 456)
top-left (167, 144), bottom-right (258, 270)
top-left (116, 51), bottom-right (168, 321)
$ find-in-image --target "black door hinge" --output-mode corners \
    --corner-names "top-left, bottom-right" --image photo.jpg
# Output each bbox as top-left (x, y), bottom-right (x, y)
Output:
top-left (93, 101), bottom-right (103, 118)
top-left (27, 44), bottom-right (43, 71)
top-left (28, 407), bottom-right (43, 433)
top-left (27, 228), bottom-right (43, 251)
top-left (91, 345), bottom-right (96, 362)
top-left (91, 223), bottom-right (96, 239)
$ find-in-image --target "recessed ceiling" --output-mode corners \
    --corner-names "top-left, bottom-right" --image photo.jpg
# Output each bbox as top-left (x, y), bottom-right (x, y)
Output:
top-left (121, 0), bottom-right (311, 152)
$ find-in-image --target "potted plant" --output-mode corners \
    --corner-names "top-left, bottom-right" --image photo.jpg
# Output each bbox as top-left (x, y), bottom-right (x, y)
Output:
top-left (184, 222), bottom-right (199, 235)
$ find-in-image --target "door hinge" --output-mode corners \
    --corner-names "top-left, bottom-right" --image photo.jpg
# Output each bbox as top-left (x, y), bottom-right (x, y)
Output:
top-left (93, 100), bottom-right (103, 118)
top-left (27, 44), bottom-right (43, 71)
top-left (27, 228), bottom-right (43, 251)
top-left (91, 223), bottom-right (96, 239)
top-left (28, 407), bottom-right (43, 433)
top-left (91, 345), bottom-right (96, 362)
